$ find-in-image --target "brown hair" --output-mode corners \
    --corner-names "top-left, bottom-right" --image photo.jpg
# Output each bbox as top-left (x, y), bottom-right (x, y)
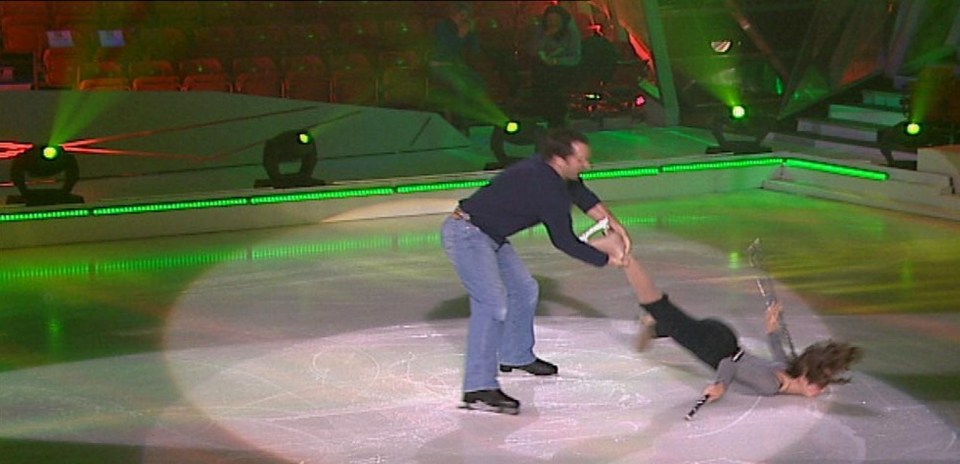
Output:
top-left (537, 127), bottom-right (589, 160)
top-left (787, 340), bottom-right (863, 387)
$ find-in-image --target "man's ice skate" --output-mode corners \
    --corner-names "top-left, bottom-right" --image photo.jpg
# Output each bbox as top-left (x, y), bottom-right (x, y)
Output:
top-left (460, 389), bottom-right (520, 415)
top-left (499, 357), bottom-right (558, 376)
top-left (635, 314), bottom-right (657, 352)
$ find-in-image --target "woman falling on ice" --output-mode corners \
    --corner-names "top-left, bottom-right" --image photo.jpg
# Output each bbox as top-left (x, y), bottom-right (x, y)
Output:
top-left (590, 231), bottom-right (863, 403)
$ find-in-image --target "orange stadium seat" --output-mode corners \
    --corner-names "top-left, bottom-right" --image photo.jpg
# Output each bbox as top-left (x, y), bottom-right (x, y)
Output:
top-left (131, 75), bottom-right (181, 91)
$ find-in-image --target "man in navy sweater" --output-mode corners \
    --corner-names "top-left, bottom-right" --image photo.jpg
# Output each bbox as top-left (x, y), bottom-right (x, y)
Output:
top-left (441, 128), bottom-right (631, 414)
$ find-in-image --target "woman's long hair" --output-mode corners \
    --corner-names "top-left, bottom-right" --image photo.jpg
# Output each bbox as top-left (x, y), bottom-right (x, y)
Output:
top-left (541, 5), bottom-right (572, 40)
top-left (787, 340), bottom-right (863, 387)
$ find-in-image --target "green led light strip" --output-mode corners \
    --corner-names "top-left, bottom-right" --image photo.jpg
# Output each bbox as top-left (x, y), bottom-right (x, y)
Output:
top-left (396, 179), bottom-right (489, 194)
top-left (581, 166), bottom-right (659, 180)
top-left (661, 157), bottom-right (783, 173)
top-left (0, 208), bottom-right (89, 222)
top-left (784, 159), bottom-right (889, 180)
top-left (250, 187), bottom-right (394, 205)
top-left (93, 198), bottom-right (248, 216)
top-left (0, 156), bottom-right (889, 224)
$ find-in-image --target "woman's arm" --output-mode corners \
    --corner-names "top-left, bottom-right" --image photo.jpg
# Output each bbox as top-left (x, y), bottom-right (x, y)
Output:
top-left (590, 233), bottom-right (660, 302)
top-left (585, 202), bottom-right (633, 257)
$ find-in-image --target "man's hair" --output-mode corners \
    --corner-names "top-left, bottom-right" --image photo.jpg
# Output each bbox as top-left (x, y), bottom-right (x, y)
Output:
top-left (537, 127), bottom-right (589, 160)
top-left (787, 340), bottom-right (863, 387)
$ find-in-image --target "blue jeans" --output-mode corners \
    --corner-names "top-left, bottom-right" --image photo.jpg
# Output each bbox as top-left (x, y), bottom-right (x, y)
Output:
top-left (441, 216), bottom-right (540, 392)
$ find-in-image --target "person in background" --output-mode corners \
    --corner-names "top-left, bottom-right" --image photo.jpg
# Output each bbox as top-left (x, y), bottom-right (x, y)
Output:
top-left (429, 1), bottom-right (484, 131)
top-left (529, 4), bottom-right (582, 128)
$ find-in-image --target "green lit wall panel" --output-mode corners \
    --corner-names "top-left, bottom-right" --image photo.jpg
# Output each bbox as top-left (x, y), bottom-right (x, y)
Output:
top-left (0, 156), bottom-right (889, 225)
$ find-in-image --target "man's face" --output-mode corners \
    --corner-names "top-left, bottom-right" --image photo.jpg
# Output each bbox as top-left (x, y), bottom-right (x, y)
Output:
top-left (556, 141), bottom-right (592, 180)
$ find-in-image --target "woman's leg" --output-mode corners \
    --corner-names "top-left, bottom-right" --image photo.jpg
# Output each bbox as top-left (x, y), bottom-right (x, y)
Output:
top-left (641, 295), bottom-right (739, 369)
top-left (591, 233), bottom-right (739, 369)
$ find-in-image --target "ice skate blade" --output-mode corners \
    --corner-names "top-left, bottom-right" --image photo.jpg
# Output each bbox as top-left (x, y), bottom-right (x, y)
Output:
top-left (459, 402), bottom-right (520, 415)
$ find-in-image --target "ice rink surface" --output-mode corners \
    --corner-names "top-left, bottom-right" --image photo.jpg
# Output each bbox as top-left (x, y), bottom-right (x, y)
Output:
top-left (3, 190), bottom-right (959, 463)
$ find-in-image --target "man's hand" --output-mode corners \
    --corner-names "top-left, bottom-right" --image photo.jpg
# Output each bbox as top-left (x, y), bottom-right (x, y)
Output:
top-left (588, 231), bottom-right (629, 267)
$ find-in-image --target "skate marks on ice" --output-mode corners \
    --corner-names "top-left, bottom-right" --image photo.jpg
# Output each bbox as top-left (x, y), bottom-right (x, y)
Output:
top-left (158, 317), bottom-right (957, 463)
top-left (0, 318), bottom-right (955, 462)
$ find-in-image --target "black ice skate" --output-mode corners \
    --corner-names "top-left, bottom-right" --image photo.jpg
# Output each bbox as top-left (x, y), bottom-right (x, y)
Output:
top-left (460, 389), bottom-right (520, 415)
top-left (499, 358), bottom-right (558, 376)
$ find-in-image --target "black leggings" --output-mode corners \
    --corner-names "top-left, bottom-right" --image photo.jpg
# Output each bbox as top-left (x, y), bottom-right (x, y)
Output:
top-left (642, 294), bottom-right (740, 370)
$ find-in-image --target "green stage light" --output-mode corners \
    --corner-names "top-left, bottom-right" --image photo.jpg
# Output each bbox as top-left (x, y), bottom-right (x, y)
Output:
top-left (504, 121), bottom-right (520, 134)
top-left (42, 145), bottom-right (62, 160)
top-left (905, 122), bottom-right (922, 136)
top-left (731, 105), bottom-right (746, 120)
top-left (10, 144), bottom-right (83, 206)
top-left (256, 129), bottom-right (324, 189)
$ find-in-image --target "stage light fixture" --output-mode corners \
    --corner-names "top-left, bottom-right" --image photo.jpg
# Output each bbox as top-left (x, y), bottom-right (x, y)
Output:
top-left (42, 145), bottom-right (63, 160)
top-left (731, 105), bottom-right (747, 120)
top-left (487, 120), bottom-right (545, 170)
top-left (877, 121), bottom-right (929, 169)
top-left (706, 107), bottom-right (773, 155)
top-left (254, 129), bottom-right (326, 189)
top-left (905, 122), bottom-right (922, 136)
top-left (8, 144), bottom-right (84, 206)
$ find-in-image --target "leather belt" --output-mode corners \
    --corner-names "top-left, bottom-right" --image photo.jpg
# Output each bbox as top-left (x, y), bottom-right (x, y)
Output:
top-left (451, 207), bottom-right (471, 221)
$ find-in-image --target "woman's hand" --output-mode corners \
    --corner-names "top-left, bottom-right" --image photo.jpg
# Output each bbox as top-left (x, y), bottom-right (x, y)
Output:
top-left (607, 220), bottom-right (632, 255)
top-left (765, 301), bottom-right (784, 333)
top-left (589, 231), bottom-right (629, 267)
top-left (703, 382), bottom-right (726, 402)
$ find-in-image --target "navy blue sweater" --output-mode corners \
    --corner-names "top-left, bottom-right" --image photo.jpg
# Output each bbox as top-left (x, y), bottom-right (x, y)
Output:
top-left (459, 156), bottom-right (608, 267)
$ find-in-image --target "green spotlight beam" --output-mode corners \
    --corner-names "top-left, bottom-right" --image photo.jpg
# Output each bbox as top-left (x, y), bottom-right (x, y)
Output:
top-left (427, 72), bottom-right (508, 126)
